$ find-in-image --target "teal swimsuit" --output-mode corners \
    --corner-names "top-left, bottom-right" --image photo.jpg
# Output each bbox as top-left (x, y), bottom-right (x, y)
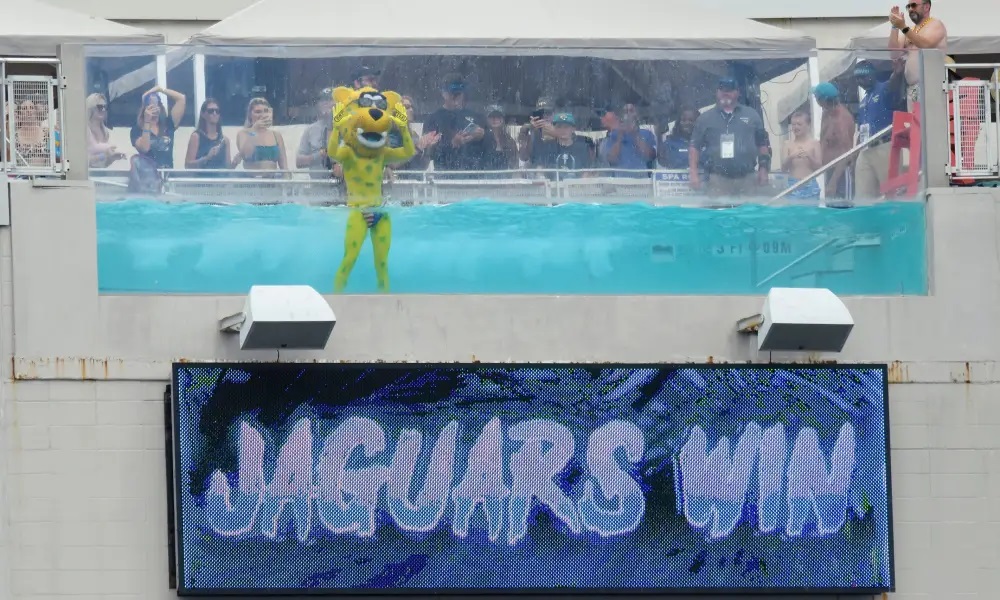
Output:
top-left (252, 144), bottom-right (280, 162)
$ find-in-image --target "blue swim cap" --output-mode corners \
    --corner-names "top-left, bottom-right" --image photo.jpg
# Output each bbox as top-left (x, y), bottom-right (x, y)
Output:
top-left (812, 82), bottom-right (840, 101)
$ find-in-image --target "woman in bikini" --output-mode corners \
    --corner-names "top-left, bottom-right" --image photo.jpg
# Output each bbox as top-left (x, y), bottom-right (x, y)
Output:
top-left (233, 97), bottom-right (288, 177)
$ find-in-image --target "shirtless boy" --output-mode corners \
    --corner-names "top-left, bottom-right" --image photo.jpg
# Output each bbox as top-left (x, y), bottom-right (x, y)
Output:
top-left (782, 110), bottom-right (823, 200)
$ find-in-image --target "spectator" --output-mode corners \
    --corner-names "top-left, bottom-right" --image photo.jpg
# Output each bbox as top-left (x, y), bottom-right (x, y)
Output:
top-left (889, 1), bottom-right (947, 111)
top-left (622, 102), bottom-right (656, 171)
top-left (234, 97), bottom-right (288, 175)
top-left (812, 82), bottom-right (856, 198)
top-left (689, 78), bottom-right (771, 197)
top-left (782, 109), bottom-right (822, 200)
top-left (422, 73), bottom-right (487, 172)
top-left (185, 98), bottom-right (231, 177)
top-left (531, 112), bottom-right (594, 178)
top-left (13, 99), bottom-right (50, 167)
top-left (52, 110), bottom-right (61, 164)
top-left (481, 104), bottom-right (518, 172)
top-left (853, 60), bottom-right (904, 199)
top-left (517, 96), bottom-right (556, 165)
top-left (596, 104), bottom-right (656, 178)
top-left (85, 93), bottom-right (123, 168)
top-left (297, 87), bottom-right (334, 179)
top-left (131, 86), bottom-right (185, 170)
top-left (658, 106), bottom-right (700, 169)
top-left (352, 65), bottom-right (380, 91)
top-left (393, 95), bottom-right (440, 173)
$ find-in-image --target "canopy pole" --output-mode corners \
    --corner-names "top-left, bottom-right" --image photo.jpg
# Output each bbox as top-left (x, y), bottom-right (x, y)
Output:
top-left (806, 49), bottom-right (826, 201)
top-left (194, 54), bottom-right (206, 117)
top-left (156, 54), bottom-right (168, 107)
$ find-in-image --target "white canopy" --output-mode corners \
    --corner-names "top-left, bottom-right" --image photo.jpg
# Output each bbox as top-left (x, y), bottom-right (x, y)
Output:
top-left (187, 0), bottom-right (815, 60)
top-left (848, 2), bottom-right (1000, 56)
top-left (1, 0), bottom-right (163, 57)
top-left (772, 51), bottom-right (859, 125)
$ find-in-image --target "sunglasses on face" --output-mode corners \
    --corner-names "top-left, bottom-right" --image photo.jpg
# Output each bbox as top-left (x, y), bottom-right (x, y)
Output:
top-left (906, 2), bottom-right (923, 8)
top-left (96, 104), bottom-right (107, 111)
top-left (204, 108), bottom-right (220, 114)
top-left (357, 95), bottom-right (388, 110)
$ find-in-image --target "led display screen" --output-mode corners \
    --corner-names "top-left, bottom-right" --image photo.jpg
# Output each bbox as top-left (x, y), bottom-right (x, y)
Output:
top-left (171, 363), bottom-right (894, 595)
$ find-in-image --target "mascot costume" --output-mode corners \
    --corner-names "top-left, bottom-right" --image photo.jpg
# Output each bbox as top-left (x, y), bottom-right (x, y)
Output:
top-left (328, 86), bottom-right (414, 292)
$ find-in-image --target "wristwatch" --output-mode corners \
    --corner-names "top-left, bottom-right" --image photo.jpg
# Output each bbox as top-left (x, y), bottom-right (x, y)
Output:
top-left (901, 26), bottom-right (911, 34)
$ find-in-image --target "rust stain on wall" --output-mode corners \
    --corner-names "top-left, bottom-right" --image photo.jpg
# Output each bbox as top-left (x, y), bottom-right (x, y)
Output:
top-left (887, 361), bottom-right (909, 384)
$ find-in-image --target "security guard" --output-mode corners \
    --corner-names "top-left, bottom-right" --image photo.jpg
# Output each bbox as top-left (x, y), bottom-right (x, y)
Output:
top-left (689, 78), bottom-right (771, 197)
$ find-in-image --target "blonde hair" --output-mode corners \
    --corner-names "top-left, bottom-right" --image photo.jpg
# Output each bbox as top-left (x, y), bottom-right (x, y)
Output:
top-left (244, 97), bottom-right (272, 128)
top-left (85, 93), bottom-right (106, 118)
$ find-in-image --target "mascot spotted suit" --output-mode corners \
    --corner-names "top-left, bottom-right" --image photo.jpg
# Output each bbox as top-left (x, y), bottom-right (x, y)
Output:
top-left (327, 86), bottom-right (414, 292)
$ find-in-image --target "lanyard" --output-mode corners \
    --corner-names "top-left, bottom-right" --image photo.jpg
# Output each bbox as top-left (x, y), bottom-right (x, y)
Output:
top-left (721, 109), bottom-right (736, 134)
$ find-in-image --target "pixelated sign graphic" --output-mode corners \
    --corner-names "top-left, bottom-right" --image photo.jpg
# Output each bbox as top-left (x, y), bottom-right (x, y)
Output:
top-left (171, 363), bottom-right (894, 594)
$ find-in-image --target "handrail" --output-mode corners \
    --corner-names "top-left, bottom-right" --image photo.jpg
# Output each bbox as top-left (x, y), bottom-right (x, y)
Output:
top-left (88, 166), bottom-right (676, 185)
top-left (772, 125), bottom-right (893, 201)
top-left (949, 63), bottom-right (1000, 69)
top-left (89, 166), bottom-right (762, 205)
top-left (0, 57), bottom-right (60, 64)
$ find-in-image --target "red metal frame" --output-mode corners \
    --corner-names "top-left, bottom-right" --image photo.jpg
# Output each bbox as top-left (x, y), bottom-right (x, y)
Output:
top-left (881, 102), bottom-right (923, 198)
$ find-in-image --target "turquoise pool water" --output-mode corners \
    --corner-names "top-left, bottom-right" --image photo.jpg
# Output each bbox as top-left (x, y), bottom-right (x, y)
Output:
top-left (96, 199), bottom-right (927, 295)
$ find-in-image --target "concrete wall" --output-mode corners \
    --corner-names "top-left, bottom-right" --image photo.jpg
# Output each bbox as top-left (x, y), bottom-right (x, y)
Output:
top-left (0, 178), bottom-right (998, 599)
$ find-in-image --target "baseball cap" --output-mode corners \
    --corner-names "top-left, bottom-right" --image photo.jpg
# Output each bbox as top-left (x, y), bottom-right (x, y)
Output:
top-left (442, 73), bottom-right (466, 93)
top-left (812, 81), bottom-right (840, 100)
top-left (718, 77), bottom-right (739, 91)
top-left (593, 104), bottom-right (616, 117)
top-left (535, 97), bottom-right (554, 111)
top-left (352, 65), bottom-right (380, 81)
top-left (854, 60), bottom-right (876, 76)
top-left (552, 112), bottom-right (576, 125)
top-left (486, 104), bottom-right (504, 116)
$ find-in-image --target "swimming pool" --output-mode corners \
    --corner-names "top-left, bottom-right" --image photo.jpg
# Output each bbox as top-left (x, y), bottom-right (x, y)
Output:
top-left (96, 199), bottom-right (927, 295)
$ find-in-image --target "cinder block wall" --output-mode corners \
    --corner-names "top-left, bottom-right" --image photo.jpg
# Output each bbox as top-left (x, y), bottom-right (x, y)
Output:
top-left (0, 185), bottom-right (999, 599)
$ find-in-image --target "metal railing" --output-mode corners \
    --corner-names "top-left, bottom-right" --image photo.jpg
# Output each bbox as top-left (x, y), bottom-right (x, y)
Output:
top-left (773, 124), bottom-right (894, 201)
top-left (1, 57), bottom-right (65, 177)
top-left (89, 167), bottom-right (797, 206)
top-left (946, 64), bottom-right (1000, 180)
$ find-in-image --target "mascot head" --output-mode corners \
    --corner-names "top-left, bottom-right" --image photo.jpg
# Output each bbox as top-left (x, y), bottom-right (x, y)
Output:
top-left (332, 86), bottom-right (403, 156)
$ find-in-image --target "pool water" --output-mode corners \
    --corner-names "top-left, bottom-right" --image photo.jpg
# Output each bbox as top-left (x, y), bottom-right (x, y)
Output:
top-left (96, 199), bottom-right (927, 295)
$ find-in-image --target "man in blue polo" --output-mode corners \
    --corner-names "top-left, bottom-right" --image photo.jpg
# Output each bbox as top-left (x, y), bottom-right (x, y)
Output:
top-left (853, 59), bottom-right (904, 199)
top-left (596, 104), bottom-right (657, 178)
